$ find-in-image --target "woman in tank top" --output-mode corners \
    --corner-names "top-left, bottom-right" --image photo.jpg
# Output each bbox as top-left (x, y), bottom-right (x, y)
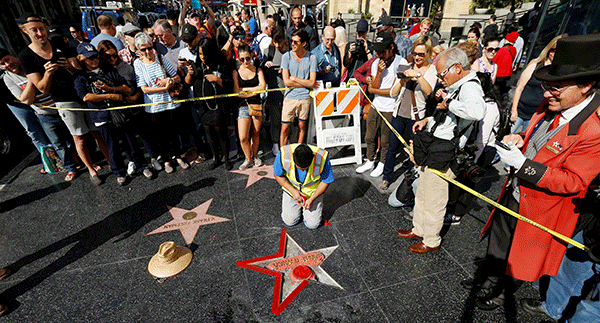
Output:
top-left (233, 44), bottom-right (266, 170)
top-left (471, 37), bottom-right (499, 83)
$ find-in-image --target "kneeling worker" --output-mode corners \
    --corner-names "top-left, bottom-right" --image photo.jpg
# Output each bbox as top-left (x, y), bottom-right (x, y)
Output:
top-left (274, 144), bottom-right (334, 229)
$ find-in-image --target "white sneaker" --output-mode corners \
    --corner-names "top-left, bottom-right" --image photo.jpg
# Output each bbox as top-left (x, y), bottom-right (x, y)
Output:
top-left (151, 158), bottom-right (162, 171)
top-left (254, 156), bottom-right (263, 167)
top-left (356, 160), bottom-right (375, 174)
top-left (370, 163), bottom-right (384, 177)
top-left (239, 159), bottom-right (254, 170)
top-left (127, 161), bottom-right (136, 176)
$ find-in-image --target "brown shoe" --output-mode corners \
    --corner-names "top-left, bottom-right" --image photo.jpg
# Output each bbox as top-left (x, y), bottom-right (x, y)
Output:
top-left (0, 268), bottom-right (10, 280)
top-left (396, 230), bottom-right (422, 240)
top-left (409, 242), bottom-right (440, 254)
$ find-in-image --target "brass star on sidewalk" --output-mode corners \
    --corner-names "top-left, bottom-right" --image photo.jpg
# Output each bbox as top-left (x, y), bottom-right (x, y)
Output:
top-left (147, 199), bottom-right (230, 245)
top-left (237, 229), bottom-right (342, 315)
top-left (230, 164), bottom-right (276, 188)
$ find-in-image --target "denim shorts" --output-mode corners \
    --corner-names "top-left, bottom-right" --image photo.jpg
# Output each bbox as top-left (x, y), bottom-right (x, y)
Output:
top-left (237, 105), bottom-right (250, 119)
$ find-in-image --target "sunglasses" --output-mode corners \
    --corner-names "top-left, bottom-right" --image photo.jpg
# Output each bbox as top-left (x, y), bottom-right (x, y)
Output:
top-left (436, 63), bottom-right (456, 79)
top-left (125, 32), bottom-right (139, 37)
top-left (70, 30), bottom-right (77, 34)
top-left (486, 47), bottom-right (501, 52)
top-left (413, 52), bottom-right (427, 57)
top-left (234, 35), bottom-right (245, 40)
top-left (291, 40), bottom-right (302, 45)
top-left (104, 53), bottom-right (118, 59)
top-left (239, 57), bottom-right (252, 62)
top-left (139, 47), bottom-right (153, 52)
top-left (148, 34), bottom-right (158, 39)
top-left (541, 82), bottom-right (570, 95)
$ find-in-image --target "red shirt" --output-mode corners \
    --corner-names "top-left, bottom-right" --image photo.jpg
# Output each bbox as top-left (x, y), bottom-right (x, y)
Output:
top-left (492, 45), bottom-right (516, 78)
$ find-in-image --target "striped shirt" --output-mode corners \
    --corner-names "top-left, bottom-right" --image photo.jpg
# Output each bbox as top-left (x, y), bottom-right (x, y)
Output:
top-left (3, 71), bottom-right (57, 115)
top-left (133, 55), bottom-right (180, 113)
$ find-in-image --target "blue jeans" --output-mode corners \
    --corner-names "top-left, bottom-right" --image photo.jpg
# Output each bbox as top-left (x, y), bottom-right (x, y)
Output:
top-left (542, 231), bottom-right (600, 322)
top-left (510, 116), bottom-right (530, 134)
top-left (383, 116), bottom-right (414, 182)
top-left (36, 114), bottom-right (77, 172)
top-left (6, 103), bottom-right (50, 163)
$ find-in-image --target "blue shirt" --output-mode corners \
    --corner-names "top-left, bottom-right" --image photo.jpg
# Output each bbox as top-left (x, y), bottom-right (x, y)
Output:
top-left (248, 17), bottom-right (259, 37)
top-left (273, 152), bottom-right (334, 184)
top-left (90, 32), bottom-right (125, 52)
top-left (311, 43), bottom-right (341, 87)
top-left (394, 35), bottom-right (413, 60)
top-left (281, 51), bottom-right (318, 100)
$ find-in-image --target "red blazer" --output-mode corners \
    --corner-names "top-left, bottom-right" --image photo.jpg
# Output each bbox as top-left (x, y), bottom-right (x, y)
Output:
top-left (482, 94), bottom-right (600, 282)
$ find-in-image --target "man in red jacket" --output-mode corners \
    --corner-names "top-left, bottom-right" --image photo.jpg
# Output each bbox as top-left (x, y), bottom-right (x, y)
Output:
top-left (468, 34), bottom-right (600, 312)
top-left (493, 31), bottom-right (518, 98)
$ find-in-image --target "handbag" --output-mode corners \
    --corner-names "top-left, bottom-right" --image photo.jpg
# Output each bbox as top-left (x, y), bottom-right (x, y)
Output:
top-left (248, 103), bottom-right (263, 117)
top-left (156, 54), bottom-right (182, 98)
top-left (110, 109), bottom-right (130, 127)
top-left (395, 168), bottom-right (419, 204)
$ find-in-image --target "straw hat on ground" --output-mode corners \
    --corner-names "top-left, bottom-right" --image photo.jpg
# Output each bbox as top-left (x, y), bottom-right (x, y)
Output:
top-left (148, 241), bottom-right (193, 278)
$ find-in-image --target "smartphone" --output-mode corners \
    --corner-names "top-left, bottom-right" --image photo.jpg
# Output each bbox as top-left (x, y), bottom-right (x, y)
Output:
top-left (190, 0), bottom-right (202, 9)
top-left (495, 140), bottom-right (510, 150)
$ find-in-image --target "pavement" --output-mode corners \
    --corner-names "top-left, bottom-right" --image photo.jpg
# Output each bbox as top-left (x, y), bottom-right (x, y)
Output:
top-left (0, 149), bottom-right (544, 322)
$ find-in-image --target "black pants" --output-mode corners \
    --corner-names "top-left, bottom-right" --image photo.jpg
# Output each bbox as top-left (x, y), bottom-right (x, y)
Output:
top-left (148, 109), bottom-right (186, 161)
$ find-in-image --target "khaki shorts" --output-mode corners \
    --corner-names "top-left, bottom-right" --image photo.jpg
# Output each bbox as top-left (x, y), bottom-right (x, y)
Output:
top-left (56, 102), bottom-right (96, 136)
top-left (281, 98), bottom-right (311, 123)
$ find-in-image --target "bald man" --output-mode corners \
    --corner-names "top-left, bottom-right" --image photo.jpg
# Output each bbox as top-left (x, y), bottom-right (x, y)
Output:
top-left (311, 26), bottom-right (341, 87)
top-left (286, 7), bottom-right (318, 50)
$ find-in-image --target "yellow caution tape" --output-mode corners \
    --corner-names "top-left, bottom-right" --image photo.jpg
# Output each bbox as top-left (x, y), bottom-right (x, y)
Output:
top-left (24, 87), bottom-right (292, 111)
top-left (349, 79), bottom-right (589, 251)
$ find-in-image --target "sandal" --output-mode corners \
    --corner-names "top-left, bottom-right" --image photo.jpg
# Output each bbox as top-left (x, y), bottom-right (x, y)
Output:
top-left (40, 168), bottom-right (48, 174)
top-left (177, 158), bottom-right (190, 170)
top-left (64, 172), bottom-right (77, 181)
top-left (93, 164), bottom-right (102, 172)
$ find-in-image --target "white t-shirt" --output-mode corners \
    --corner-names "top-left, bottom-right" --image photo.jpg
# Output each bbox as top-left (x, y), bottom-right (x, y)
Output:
top-left (371, 55), bottom-right (408, 113)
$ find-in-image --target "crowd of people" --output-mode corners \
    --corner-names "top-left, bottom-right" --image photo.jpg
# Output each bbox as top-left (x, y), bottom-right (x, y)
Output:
top-left (0, 2), bottom-right (598, 321)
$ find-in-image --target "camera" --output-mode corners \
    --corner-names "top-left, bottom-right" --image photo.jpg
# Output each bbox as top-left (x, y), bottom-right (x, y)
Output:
top-left (396, 64), bottom-right (411, 79)
top-left (353, 39), bottom-right (366, 56)
top-left (455, 144), bottom-right (485, 183)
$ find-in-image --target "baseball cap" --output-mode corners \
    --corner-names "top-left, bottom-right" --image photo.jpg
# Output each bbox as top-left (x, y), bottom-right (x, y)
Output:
top-left (121, 23), bottom-right (141, 36)
top-left (180, 24), bottom-right (198, 42)
top-left (470, 22), bottom-right (482, 29)
top-left (372, 32), bottom-right (394, 52)
top-left (376, 16), bottom-right (393, 29)
top-left (356, 19), bottom-right (369, 33)
top-left (77, 43), bottom-right (99, 59)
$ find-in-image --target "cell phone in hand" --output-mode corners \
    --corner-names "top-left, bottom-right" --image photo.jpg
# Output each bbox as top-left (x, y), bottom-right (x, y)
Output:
top-left (396, 64), bottom-right (411, 79)
top-left (495, 140), bottom-right (510, 150)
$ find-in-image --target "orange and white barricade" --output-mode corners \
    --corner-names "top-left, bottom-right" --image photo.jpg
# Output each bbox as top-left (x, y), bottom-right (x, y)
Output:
top-left (310, 84), bottom-right (362, 166)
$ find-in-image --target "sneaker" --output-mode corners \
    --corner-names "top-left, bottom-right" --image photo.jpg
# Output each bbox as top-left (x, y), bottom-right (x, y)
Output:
top-left (177, 158), bottom-right (190, 170)
top-left (194, 155), bottom-right (206, 164)
top-left (370, 163), bottom-right (384, 177)
top-left (127, 161), bottom-right (136, 176)
top-left (378, 180), bottom-right (390, 190)
top-left (356, 160), bottom-right (375, 174)
top-left (239, 159), bottom-right (254, 170)
top-left (254, 156), bottom-right (263, 167)
top-left (225, 160), bottom-right (233, 171)
top-left (151, 158), bottom-right (162, 171)
top-left (443, 213), bottom-right (462, 225)
top-left (164, 162), bottom-right (174, 174)
top-left (272, 143), bottom-right (279, 156)
top-left (142, 167), bottom-right (153, 179)
top-left (117, 176), bottom-right (127, 186)
top-left (257, 150), bottom-right (264, 157)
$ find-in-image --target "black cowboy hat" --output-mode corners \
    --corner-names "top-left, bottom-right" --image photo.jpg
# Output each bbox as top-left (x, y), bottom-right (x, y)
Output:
top-left (535, 34), bottom-right (600, 82)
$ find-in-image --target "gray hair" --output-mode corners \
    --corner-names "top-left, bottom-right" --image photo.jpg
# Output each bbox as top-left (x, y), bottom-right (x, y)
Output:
top-left (134, 32), bottom-right (153, 49)
top-left (438, 47), bottom-right (470, 70)
top-left (152, 19), bottom-right (171, 33)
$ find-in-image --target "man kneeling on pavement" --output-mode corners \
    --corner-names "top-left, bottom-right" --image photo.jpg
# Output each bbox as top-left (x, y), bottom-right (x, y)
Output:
top-left (274, 144), bottom-right (334, 229)
top-left (397, 48), bottom-right (486, 253)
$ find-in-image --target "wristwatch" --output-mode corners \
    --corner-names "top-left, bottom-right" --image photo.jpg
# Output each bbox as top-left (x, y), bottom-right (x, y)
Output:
top-left (415, 72), bottom-right (422, 78)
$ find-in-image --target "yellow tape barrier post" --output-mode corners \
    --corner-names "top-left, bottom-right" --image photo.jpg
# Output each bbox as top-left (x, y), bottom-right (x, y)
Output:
top-left (27, 87), bottom-right (292, 111)
top-left (346, 79), bottom-right (589, 251)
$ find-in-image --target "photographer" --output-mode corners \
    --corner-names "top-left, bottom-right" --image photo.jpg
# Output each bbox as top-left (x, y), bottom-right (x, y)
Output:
top-left (342, 19), bottom-right (372, 81)
top-left (397, 48), bottom-right (486, 254)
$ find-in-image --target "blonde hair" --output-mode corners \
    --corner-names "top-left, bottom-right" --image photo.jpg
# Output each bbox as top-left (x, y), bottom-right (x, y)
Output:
top-left (432, 45), bottom-right (444, 56)
top-left (530, 34), bottom-right (567, 66)
top-left (412, 35), bottom-right (433, 54)
top-left (421, 18), bottom-right (432, 28)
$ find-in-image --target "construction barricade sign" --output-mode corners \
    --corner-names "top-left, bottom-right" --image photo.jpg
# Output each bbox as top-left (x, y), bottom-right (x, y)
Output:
top-left (312, 84), bottom-right (362, 166)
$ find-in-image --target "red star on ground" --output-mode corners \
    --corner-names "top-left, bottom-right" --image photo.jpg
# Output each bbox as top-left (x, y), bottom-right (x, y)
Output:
top-left (230, 164), bottom-right (276, 188)
top-left (237, 229), bottom-right (341, 315)
top-left (147, 199), bottom-right (230, 245)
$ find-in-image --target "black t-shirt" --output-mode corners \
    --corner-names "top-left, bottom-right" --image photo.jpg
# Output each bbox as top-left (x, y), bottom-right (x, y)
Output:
top-left (18, 46), bottom-right (79, 102)
top-left (482, 24), bottom-right (499, 39)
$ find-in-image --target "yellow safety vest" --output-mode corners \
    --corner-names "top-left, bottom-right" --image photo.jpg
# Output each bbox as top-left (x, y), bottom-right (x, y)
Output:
top-left (280, 144), bottom-right (328, 199)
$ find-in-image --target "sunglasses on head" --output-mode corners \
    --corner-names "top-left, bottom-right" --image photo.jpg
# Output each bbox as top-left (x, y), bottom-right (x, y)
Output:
top-left (239, 57), bottom-right (252, 62)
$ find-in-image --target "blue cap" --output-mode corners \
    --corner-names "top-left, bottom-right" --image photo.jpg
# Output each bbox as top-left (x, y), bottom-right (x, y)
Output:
top-left (77, 43), bottom-right (99, 58)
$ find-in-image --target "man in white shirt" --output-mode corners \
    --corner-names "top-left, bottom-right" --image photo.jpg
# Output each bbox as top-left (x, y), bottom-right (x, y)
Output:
top-left (255, 19), bottom-right (274, 57)
top-left (356, 32), bottom-right (408, 177)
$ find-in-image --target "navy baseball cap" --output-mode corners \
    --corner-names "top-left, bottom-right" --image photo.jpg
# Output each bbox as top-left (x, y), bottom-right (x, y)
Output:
top-left (77, 43), bottom-right (99, 58)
